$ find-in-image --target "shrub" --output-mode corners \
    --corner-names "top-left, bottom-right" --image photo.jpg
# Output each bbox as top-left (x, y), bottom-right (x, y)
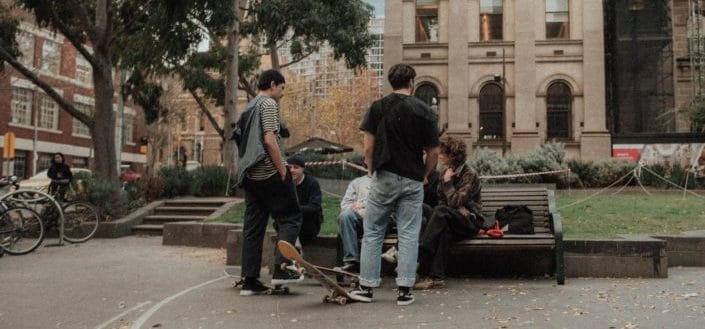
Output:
top-left (73, 176), bottom-right (128, 220)
top-left (468, 148), bottom-right (523, 184)
top-left (566, 159), bottom-right (598, 188)
top-left (592, 159), bottom-right (634, 187)
top-left (640, 164), bottom-right (668, 188)
top-left (136, 175), bottom-right (164, 202)
top-left (191, 165), bottom-right (229, 197)
top-left (159, 166), bottom-right (192, 198)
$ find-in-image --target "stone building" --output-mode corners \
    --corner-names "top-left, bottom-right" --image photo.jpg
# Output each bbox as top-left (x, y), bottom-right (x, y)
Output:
top-left (383, 0), bottom-right (611, 160)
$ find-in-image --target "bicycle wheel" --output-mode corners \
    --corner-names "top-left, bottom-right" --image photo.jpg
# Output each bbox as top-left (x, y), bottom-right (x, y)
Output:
top-left (0, 207), bottom-right (45, 255)
top-left (61, 201), bottom-right (100, 243)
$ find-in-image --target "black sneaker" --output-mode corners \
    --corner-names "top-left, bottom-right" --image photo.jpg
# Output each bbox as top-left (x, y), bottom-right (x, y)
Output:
top-left (397, 287), bottom-right (415, 306)
top-left (271, 266), bottom-right (304, 285)
top-left (240, 279), bottom-right (271, 296)
top-left (349, 285), bottom-right (373, 302)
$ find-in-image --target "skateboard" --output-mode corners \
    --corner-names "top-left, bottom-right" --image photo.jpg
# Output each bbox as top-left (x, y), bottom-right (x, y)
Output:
top-left (314, 265), bottom-right (359, 287)
top-left (277, 240), bottom-right (356, 305)
top-left (223, 266), bottom-right (291, 295)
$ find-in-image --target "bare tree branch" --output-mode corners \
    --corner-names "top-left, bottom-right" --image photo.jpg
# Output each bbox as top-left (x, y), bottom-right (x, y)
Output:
top-left (188, 88), bottom-right (225, 139)
top-left (0, 47), bottom-right (92, 126)
top-left (48, 4), bottom-right (98, 68)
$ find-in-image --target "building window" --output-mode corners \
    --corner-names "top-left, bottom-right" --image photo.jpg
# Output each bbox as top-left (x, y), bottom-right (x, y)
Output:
top-left (546, 81), bottom-right (572, 139)
top-left (416, 0), bottom-right (439, 43)
top-left (11, 87), bottom-right (33, 126)
top-left (75, 53), bottom-right (92, 84)
top-left (13, 151), bottom-right (28, 179)
top-left (546, 0), bottom-right (570, 39)
top-left (414, 83), bottom-right (439, 114)
top-left (479, 83), bottom-right (504, 140)
top-left (480, 0), bottom-right (503, 41)
top-left (39, 94), bottom-right (59, 130)
top-left (72, 157), bottom-right (88, 169)
top-left (123, 114), bottom-right (134, 144)
top-left (37, 153), bottom-right (53, 172)
top-left (17, 31), bottom-right (35, 67)
top-left (72, 102), bottom-right (92, 137)
top-left (41, 39), bottom-right (61, 75)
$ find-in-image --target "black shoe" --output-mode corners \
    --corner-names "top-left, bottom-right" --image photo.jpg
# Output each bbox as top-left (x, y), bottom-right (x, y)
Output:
top-left (240, 279), bottom-right (271, 296)
top-left (349, 285), bottom-right (373, 302)
top-left (339, 262), bottom-right (359, 273)
top-left (271, 266), bottom-right (304, 285)
top-left (397, 286), bottom-right (415, 306)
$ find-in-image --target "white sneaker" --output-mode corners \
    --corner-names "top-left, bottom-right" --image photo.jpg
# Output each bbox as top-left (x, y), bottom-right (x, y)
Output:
top-left (381, 246), bottom-right (397, 263)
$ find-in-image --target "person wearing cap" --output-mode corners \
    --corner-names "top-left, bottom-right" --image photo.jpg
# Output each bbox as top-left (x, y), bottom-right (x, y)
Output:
top-left (287, 154), bottom-right (323, 245)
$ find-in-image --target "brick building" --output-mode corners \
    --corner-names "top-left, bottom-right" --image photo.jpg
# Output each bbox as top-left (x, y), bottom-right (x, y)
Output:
top-left (0, 16), bottom-right (146, 178)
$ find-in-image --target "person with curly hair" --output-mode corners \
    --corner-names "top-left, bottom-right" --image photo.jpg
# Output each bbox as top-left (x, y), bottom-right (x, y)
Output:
top-left (415, 136), bottom-right (485, 289)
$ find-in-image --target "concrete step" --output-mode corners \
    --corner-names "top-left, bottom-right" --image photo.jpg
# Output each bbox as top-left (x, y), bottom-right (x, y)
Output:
top-left (153, 206), bottom-right (220, 216)
top-left (132, 224), bottom-right (163, 236)
top-left (163, 200), bottom-right (226, 208)
top-left (142, 215), bottom-right (206, 225)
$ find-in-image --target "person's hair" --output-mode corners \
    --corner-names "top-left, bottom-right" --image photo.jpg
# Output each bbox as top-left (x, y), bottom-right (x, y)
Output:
top-left (387, 63), bottom-right (416, 90)
top-left (51, 152), bottom-right (65, 165)
top-left (439, 136), bottom-right (467, 168)
top-left (257, 69), bottom-right (286, 91)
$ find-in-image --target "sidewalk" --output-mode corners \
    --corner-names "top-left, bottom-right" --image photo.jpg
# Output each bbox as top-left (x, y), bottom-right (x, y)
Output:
top-left (1, 236), bottom-right (703, 329)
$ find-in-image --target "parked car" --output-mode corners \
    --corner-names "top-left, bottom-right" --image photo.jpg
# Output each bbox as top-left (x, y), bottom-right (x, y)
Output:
top-left (18, 168), bottom-right (92, 190)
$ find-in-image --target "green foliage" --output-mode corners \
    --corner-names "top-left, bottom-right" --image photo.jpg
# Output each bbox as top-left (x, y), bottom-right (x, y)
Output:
top-left (469, 143), bottom-right (571, 186)
top-left (73, 175), bottom-right (128, 219)
top-left (190, 165), bottom-right (229, 197)
top-left (682, 96), bottom-right (705, 132)
top-left (0, 3), bottom-right (19, 68)
top-left (159, 166), bottom-right (192, 198)
top-left (136, 176), bottom-right (165, 202)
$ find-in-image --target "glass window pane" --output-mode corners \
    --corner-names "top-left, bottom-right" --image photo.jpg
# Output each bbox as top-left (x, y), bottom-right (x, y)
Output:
top-left (546, 82), bottom-right (571, 139)
top-left (480, 0), bottom-right (503, 14)
top-left (416, 1), bottom-right (439, 42)
top-left (480, 14), bottom-right (503, 41)
top-left (546, 0), bottom-right (569, 12)
top-left (479, 84), bottom-right (504, 140)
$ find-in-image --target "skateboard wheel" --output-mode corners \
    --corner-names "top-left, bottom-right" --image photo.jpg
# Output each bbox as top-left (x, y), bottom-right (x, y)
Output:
top-left (338, 297), bottom-right (348, 305)
top-left (323, 295), bottom-right (330, 303)
top-left (265, 289), bottom-right (274, 295)
top-left (283, 287), bottom-right (290, 294)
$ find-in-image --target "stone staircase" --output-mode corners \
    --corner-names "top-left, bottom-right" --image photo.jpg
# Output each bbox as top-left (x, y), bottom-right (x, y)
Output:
top-left (131, 199), bottom-right (227, 236)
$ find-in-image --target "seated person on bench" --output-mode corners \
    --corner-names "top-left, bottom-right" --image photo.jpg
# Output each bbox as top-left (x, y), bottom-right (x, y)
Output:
top-left (415, 136), bottom-right (483, 289)
top-left (287, 154), bottom-right (323, 246)
top-left (337, 172), bottom-right (373, 273)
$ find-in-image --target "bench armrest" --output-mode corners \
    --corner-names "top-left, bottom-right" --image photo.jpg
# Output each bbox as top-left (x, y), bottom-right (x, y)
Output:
top-left (547, 189), bottom-right (565, 285)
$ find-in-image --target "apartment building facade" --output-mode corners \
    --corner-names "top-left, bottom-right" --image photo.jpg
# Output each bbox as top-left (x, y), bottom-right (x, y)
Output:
top-left (384, 0), bottom-right (611, 160)
top-left (0, 19), bottom-right (146, 178)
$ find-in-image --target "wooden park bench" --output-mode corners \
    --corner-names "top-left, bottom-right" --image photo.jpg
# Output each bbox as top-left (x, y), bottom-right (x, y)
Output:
top-left (381, 185), bottom-right (565, 285)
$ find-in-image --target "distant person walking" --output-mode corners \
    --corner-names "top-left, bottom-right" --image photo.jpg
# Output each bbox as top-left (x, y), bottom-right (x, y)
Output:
top-left (235, 69), bottom-right (304, 296)
top-left (350, 63), bottom-right (440, 306)
top-left (48, 152), bottom-right (72, 202)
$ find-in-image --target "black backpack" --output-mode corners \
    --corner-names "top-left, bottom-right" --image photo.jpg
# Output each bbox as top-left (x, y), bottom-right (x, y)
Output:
top-left (495, 205), bottom-right (535, 234)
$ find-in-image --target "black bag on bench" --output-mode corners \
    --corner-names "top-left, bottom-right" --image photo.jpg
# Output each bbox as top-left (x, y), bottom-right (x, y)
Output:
top-left (495, 205), bottom-right (534, 234)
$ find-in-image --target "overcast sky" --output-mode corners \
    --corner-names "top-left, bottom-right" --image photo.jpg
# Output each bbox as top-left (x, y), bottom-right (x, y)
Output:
top-left (367, 0), bottom-right (384, 17)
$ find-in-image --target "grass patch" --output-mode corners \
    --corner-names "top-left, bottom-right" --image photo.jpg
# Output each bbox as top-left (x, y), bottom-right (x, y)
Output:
top-left (213, 190), bottom-right (705, 239)
top-left (212, 196), bottom-right (342, 236)
top-left (557, 190), bottom-right (705, 238)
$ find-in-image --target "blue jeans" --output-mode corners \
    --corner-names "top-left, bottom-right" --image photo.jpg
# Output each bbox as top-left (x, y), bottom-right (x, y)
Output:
top-left (359, 170), bottom-right (423, 288)
top-left (338, 208), bottom-right (363, 263)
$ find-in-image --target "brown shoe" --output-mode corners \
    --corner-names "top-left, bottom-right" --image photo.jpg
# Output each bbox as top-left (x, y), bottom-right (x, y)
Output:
top-left (413, 277), bottom-right (434, 290)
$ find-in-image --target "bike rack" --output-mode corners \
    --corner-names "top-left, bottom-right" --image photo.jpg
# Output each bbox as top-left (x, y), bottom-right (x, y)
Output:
top-left (0, 189), bottom-right (66, 246)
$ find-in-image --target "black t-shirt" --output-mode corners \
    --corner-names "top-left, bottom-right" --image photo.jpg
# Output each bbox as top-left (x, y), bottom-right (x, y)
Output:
top-left (360, 93), bottom-right (440, 182)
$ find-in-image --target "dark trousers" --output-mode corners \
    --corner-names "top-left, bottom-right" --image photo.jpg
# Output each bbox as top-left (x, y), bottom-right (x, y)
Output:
top-left (241, 171), bottom-right (303, 279)
top-left (299, 209), bottom-right (322, 245)
top-left (418, 205), bottom-right (478, 279)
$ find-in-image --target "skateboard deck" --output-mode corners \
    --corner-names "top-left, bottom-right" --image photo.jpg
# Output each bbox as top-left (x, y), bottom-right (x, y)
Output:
top-left (313, 265), bottom-right (359, 287)
top-left (224, 266), bottom-right (290, 295)
top-left (277, 240), bottom-right (355, 305)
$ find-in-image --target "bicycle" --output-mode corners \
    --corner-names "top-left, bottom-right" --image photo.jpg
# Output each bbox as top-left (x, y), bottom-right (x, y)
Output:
top-left (0, 177), bottom-right (45, 255)
top-left (41, 179), bottom-right (100, 243)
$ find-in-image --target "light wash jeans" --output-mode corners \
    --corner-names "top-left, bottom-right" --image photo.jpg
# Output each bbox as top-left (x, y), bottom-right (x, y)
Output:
top-left (338, 208), bottom-right (363, 263)
top-left (359, 170), bottom-right (423, 288)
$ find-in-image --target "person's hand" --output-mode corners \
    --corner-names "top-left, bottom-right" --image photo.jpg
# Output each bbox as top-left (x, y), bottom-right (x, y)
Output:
top-left (280, 167), bottom-right (288, 180)
top-left (458, 207), bottom-right (470, 217)
top-left (443, 168), bottom-right (454, 182)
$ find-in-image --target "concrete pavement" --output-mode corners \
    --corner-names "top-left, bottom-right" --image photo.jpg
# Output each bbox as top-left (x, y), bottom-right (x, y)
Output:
top-left (1, 236), bottom-right (704, 329)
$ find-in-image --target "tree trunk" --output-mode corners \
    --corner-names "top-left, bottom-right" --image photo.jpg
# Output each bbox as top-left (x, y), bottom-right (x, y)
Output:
top-left (91, 62), bottom-right (117, 180)
top-left (223, 0), bottom-right (241, 174)
top-left (269, 42), bottom-right (280, 70)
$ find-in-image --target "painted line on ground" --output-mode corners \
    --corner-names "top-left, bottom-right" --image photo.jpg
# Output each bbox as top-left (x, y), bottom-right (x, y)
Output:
top-left (94, 301), bottom-right (152, 329)
top-left (130, 276), bottom-right (228, 329)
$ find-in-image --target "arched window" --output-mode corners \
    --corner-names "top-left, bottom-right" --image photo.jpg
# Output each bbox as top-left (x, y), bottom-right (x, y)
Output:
top-left (546, 81), bottom-right (572, 139)
top-left (414, 83), bottom-right (439, 114)
top-left (479, 83), bottom-right (504, 140)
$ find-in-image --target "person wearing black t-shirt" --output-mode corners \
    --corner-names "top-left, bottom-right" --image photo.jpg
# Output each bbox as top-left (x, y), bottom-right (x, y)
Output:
top-left (350, 63), bottom-right (440, 306)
